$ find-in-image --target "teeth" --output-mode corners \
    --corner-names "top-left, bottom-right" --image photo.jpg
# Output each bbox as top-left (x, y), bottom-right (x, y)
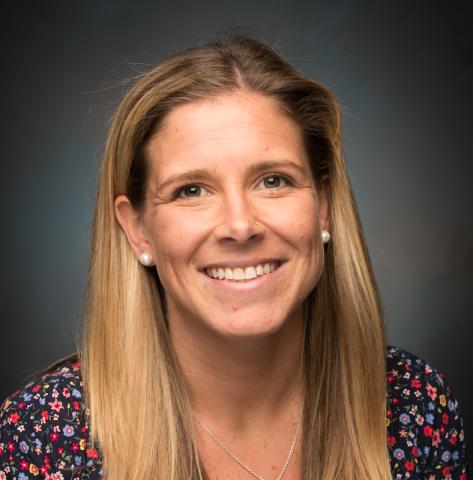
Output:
top-left (233, 268), bottom-right (245, 280)
top-left (205, 262), bottom-right (279, 281)
top-left (244, 266), bottom-right (257, 279)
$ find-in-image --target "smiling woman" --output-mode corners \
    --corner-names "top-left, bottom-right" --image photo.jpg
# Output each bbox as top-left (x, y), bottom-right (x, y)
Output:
top-left (0, 35), bottom-right (468, 480)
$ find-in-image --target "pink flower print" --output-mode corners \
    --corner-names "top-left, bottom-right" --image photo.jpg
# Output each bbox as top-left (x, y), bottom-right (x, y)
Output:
top-left (415, 415), bottom-right (425, 425)
top-left (426, 383), bottom-right (437, 401)
top-left (48, 400), bottom-right (63, 412)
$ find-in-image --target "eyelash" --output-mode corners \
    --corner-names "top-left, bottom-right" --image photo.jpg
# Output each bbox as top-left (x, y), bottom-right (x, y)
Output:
top-left (172, 173), bottom-right (294, 200)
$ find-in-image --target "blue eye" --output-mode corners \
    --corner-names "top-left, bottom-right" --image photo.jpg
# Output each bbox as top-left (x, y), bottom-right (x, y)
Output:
top-left (174, 184), bottom-right (208, 199)
top-left (260, 174), bottom-right (291, 189)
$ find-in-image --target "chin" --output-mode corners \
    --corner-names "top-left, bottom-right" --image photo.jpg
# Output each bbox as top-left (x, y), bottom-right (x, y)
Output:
top-left (208, 309), bottom-right (293, 339)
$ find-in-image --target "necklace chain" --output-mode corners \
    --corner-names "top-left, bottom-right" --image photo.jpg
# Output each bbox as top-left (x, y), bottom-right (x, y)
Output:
top-left (193, 406), bottom-right (303, 480)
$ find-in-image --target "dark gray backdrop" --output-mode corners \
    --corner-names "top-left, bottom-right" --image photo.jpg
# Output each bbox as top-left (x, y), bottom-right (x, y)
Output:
top-left (1, 0), bottom-right (471, 459)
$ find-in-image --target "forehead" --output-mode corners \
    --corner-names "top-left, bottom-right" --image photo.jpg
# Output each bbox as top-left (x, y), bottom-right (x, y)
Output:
top-left (145, 91), bottom-right (308, 179)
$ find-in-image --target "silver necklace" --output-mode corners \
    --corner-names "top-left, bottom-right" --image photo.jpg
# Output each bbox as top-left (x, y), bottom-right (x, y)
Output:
top-left (193, 406), bottom-right (303, 480)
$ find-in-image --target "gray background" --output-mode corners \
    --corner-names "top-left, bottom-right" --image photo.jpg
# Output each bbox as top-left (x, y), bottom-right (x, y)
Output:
top-left (1, 0), bottom-right (471, 459)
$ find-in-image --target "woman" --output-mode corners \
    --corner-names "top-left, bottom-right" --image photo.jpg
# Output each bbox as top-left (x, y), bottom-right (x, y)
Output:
top-left (0, 35), bottom-right (468, 480)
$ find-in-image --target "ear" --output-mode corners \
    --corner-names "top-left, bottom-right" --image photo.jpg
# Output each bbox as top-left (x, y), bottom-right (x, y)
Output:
top-left (114, 195), bottom-right (153, 263)
top-left (318, 177), bottom-right (330, 231)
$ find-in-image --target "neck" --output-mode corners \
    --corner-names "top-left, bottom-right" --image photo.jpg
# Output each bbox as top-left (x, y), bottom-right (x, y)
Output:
top-left (169, 308), bottom-right (305, 432)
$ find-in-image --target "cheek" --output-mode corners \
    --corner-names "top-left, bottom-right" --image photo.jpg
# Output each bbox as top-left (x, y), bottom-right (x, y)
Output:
top-left (264, 195), bottom-right (321, 247)
top-left (147, 210), bottom-right (207, 276)
top-left (267, 196), bottom-right (324, 289)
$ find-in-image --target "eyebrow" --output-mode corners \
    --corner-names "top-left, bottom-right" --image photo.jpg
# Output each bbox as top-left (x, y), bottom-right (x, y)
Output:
top-left (157, 160), bottom-right (309, 192)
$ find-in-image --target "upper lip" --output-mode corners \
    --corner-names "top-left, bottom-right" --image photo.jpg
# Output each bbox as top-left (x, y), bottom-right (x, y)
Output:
top-left (200, 258), bottom-right (284, 270)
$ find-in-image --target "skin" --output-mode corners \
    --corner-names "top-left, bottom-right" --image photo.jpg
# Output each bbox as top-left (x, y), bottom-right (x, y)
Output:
top-left (115, 90), bottom-right (330, 479)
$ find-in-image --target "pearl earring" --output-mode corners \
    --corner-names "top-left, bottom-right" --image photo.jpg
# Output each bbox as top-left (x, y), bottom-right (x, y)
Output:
top-left (138, 252), bottom-right (153, 266)
top-left (321, 230), bottom-right (331, 243)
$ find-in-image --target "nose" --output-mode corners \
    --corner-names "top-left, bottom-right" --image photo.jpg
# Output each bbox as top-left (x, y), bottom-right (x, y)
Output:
top-left (213, 190), bottom-right (264, 244)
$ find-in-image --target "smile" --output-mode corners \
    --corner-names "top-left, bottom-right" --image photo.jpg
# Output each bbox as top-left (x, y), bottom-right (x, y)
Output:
top-left (204, 261), bottom-right (282, 282)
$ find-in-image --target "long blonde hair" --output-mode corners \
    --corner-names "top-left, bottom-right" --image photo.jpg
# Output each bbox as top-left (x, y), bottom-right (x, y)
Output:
top-left (79, 35), bottom-right (391, 479)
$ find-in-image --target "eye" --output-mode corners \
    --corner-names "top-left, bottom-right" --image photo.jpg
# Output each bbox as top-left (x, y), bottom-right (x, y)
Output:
top-left (259, 174), bottom-right (292, 189)
top-left (173, 184), bottom-right (209, 199)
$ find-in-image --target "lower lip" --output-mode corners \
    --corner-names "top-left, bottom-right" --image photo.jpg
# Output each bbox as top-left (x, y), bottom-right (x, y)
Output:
top-left (200, 263), bottom-right (285, 291)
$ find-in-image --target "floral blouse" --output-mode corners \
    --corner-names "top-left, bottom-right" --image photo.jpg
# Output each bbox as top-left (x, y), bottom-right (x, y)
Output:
top-left (0, 346), bottom-right (468, 479)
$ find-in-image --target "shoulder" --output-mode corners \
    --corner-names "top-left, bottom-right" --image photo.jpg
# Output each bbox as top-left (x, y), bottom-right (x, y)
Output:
top-left (386, 345), bottom-right (468, 479)
top-left (386, 344), bottom-right (451, 401)
top-left (0, 357), bottom-right (103, 479)
top-left (386, 345), bottom-right (459, 411)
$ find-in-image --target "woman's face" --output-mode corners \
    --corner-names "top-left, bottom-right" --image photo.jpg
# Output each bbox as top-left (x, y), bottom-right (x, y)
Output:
top-left (116, 91), bottom-right (329, 338)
